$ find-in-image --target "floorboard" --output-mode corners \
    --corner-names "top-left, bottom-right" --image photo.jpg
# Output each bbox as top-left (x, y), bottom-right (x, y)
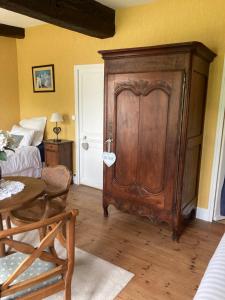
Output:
top-left (67, 185), bottom-right (225, 300)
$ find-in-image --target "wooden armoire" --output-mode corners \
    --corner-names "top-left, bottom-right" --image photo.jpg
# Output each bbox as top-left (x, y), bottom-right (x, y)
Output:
top-left (99, 42), bottom-right (216, 239)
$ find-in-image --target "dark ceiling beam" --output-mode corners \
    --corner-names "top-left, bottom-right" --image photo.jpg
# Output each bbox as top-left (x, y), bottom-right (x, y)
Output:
top-left (0, 0), bottom-right (115, 39)
top-left (0, 23), bottom-right (25, 39)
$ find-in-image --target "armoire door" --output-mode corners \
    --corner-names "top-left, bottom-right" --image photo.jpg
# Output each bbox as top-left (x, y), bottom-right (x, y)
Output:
top-left (104, 71), bottom-right (185, 213)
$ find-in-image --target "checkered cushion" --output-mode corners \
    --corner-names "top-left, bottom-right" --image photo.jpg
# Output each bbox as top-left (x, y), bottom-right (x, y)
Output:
top-left (0, 252), bottom-right (61, 299)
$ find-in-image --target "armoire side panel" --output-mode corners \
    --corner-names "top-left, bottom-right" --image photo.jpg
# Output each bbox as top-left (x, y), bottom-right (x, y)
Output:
top-left (181, 57), bottom-right (209, 214)
top-left (182, 147), bottom-right (201, 211)
top-left (187, 72), bottom-right (208, 138)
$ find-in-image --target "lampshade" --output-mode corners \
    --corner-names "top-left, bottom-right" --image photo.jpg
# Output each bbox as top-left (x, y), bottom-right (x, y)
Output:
top-left (50, 112), bottom-right (63, 123)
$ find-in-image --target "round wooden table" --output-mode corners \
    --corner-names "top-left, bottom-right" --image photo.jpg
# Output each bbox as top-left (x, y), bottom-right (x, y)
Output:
top-left (0, 176), bottom-right (45, 256)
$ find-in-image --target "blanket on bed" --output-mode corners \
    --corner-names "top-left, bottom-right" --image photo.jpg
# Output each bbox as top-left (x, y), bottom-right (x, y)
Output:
top-left (194, 233), bottom-right (225, 300)
top-left (0, 146), bottom-right (42, 177)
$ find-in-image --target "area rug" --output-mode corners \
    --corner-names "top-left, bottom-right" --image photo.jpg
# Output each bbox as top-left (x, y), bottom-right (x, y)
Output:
top-left (14, 229), bottom-right (134, 300)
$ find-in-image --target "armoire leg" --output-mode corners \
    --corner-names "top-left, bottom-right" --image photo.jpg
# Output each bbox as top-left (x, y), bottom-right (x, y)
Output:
top-left (172, 229), bottom-right (180, 242)
top-left (103, 204), bottom-right (109, 217)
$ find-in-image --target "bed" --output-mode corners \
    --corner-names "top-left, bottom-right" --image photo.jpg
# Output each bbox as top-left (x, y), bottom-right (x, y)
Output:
top-left (194, 233), bottom-right (225, 300)
top-left (1, 116), bottom-right (47, 178)
top-left (0, 146), bottom-right (42, 178)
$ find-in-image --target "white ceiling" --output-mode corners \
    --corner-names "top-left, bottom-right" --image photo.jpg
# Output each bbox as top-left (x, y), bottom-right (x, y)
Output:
top-left (0, 8), bottom-right (44, 28)
top-left (0, 0), bottom-right (154, 28)
top-left (97, 0), bottom-right (154, 9)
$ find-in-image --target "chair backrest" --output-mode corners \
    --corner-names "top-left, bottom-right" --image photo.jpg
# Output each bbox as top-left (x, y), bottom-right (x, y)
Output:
top-left (0, 209), bottom-right (78, 300)
top-left (41, 165), bottom-right (72, 198)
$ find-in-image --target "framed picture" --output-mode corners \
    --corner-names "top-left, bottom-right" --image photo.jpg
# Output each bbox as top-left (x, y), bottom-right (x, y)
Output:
top-left (32, 64), bottom-right (55, 93)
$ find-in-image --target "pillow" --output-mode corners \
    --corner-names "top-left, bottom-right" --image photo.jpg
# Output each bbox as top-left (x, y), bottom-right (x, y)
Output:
top-left (19, 117), bottom-right (47, 146)
top-left (10, 125), bottom-right (35, 148)
top-left (8, 134), bottom-right (24, 149)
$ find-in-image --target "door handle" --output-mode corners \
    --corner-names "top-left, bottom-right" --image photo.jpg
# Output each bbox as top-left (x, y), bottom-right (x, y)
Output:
top-left (82, 142), bottom-right (89, 150)
top-left (81, 136), bottom-right (89, 150)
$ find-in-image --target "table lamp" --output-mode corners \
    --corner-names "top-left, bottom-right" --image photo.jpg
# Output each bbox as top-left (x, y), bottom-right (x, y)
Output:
top-left (50, 112), bottom-right (63, 142)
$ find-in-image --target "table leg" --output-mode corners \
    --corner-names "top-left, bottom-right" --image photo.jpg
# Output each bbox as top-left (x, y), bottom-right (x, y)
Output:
top-left (0, 213), bottom-right (5, 256)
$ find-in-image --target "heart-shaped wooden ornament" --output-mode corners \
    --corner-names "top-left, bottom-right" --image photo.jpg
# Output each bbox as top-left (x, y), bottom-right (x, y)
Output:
top-left (102, 152), bottom-right (116, 167)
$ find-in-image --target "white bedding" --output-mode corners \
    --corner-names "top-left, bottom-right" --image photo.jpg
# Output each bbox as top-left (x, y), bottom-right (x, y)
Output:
top-left (0, 146), bottom-right (42, 177)
top-left (194, 233), bottom-right (225, 300)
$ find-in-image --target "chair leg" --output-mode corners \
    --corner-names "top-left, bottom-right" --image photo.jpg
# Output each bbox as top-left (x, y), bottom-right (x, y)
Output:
top-left (65, 283), bottom-right (71, 300)
top-left (0, 214), bottom-right (5, 256)
top-left (5, 215), bottom-right (13, 254)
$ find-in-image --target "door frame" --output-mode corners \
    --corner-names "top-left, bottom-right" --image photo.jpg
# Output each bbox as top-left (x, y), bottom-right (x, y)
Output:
top-left (74, 64), bottom-right (104, 186)
top-left (208, 57), bottom-right (225, 221)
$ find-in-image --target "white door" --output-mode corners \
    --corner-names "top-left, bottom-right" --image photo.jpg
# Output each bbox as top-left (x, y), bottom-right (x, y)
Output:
top-left (75, 64), bottom-right (104, 189)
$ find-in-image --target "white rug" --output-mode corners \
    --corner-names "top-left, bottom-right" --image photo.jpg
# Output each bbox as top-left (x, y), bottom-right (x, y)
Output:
top-left (13, 229), bottom-right (134, 300)
top-left (47, 247), bottom-right (134, 300)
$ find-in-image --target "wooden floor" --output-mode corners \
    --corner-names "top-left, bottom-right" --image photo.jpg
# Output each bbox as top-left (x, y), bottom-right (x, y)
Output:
top-left (67, 185), bottom-right (225, 300)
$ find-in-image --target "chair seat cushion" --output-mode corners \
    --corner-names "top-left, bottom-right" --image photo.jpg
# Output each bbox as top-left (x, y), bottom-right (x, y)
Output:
top-left (0, 252), bottom-right (61, 299)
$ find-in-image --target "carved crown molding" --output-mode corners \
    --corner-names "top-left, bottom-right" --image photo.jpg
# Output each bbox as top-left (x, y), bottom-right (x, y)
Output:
top-left (115, 80), bottom-right (172, 96)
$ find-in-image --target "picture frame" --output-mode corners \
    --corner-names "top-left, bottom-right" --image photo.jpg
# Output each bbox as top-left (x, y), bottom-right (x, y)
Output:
top-left (32, 64), bottom-right (55, 93)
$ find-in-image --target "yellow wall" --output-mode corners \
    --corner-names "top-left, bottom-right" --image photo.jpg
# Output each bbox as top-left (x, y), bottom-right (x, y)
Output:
top-left (0, 37), bottom-right (20, 130)
top-left (16, 0), bottom-right (225, 209)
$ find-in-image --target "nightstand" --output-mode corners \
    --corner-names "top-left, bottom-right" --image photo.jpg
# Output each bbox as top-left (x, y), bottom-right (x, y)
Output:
top-left (43, 140), bottom-right (73, 173)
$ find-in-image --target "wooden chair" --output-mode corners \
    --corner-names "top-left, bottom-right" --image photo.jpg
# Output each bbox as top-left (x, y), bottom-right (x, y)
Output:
top-left (9, 165), bottom-right (72, 226)
top-left (0, 209), bottom-right (78, 300)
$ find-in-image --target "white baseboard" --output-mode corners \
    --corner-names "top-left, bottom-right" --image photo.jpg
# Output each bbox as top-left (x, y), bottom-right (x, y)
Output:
top-left (213, 214), bottom-right (225, 221)
top-left (196, 207), bottom-right (211, 222)
top-left (73, 175), bottom-right (78, 185)
top-left (68, 185), bottom-right (212, 221)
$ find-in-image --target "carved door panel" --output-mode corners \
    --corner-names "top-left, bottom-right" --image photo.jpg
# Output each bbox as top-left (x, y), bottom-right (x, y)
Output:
top-left (104, 71), bottom-right (184, 210)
